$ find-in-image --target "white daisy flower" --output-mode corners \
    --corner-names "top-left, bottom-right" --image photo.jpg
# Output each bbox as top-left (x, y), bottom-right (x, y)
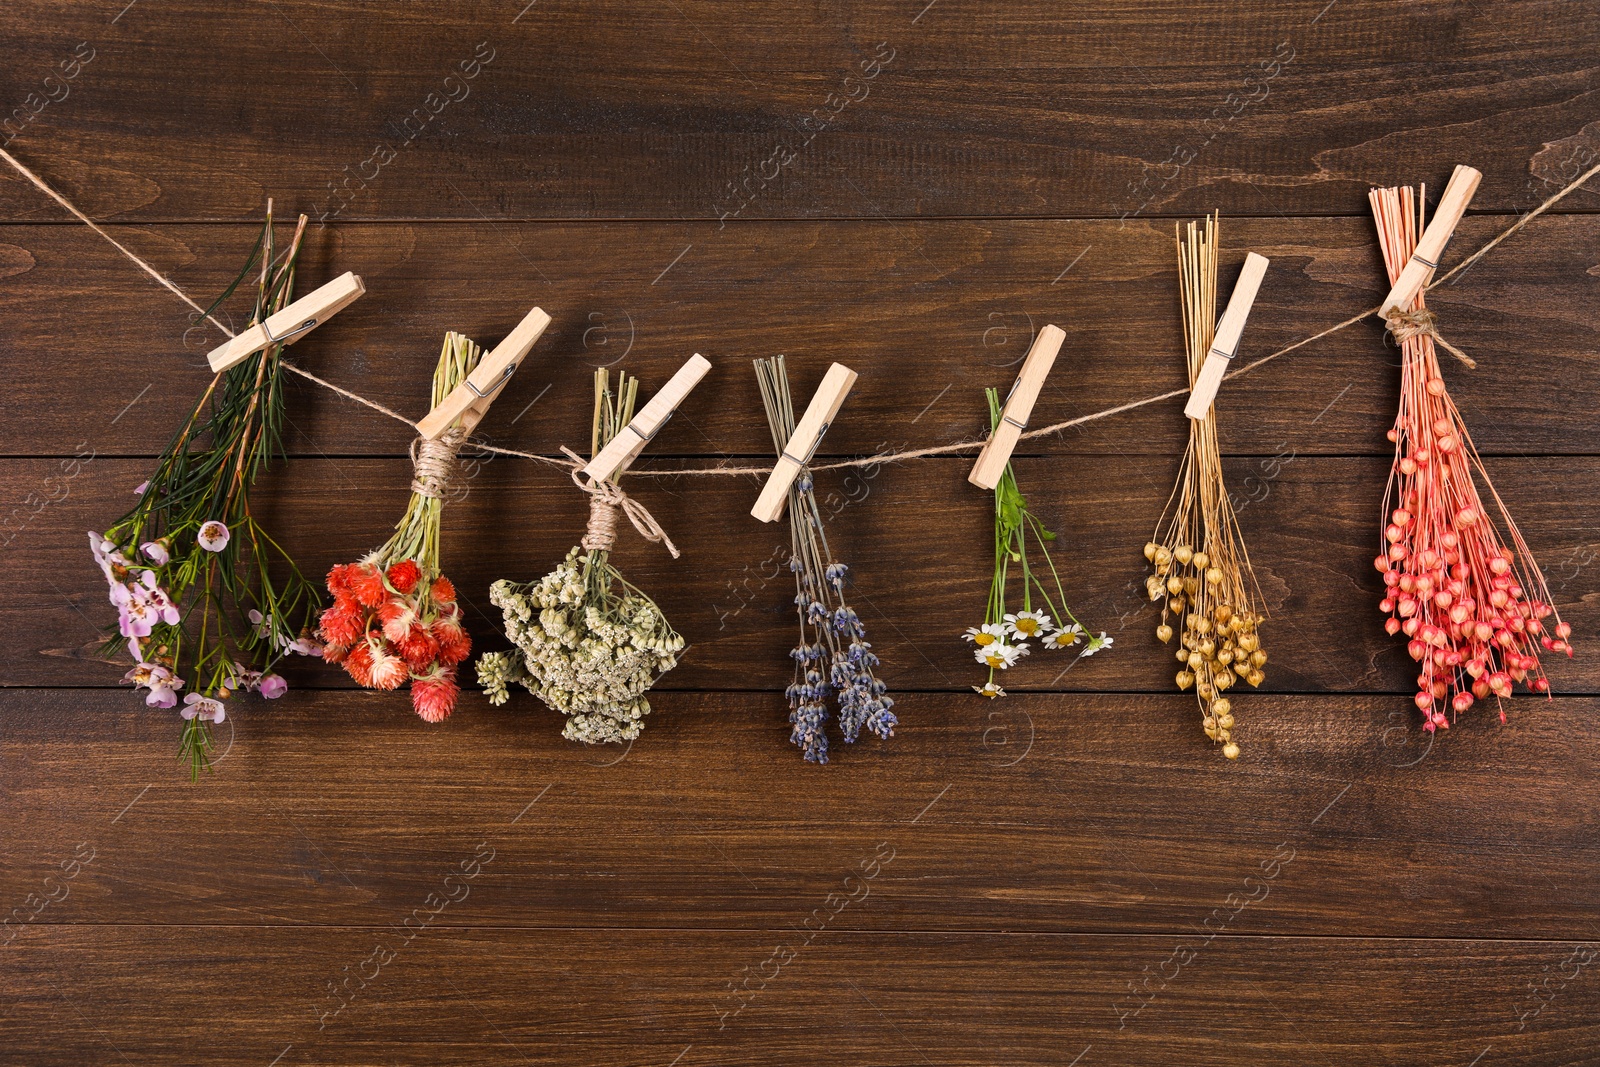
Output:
top-left (1042, 622), bottom-right (1085, 649)
top-left (974, 642), bottom-right (1022, 670)
top-left (962, 623), bottom-right (1007, 647)
top-left (972, 682), bottom-right (1006, 698)
top-left (1080, 632), bottom-right (1114, 657)
top-left (1003, 610), bottom-right (1050, 640)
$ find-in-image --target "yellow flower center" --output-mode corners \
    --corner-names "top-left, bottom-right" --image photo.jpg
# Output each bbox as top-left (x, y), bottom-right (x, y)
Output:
top-left (974, 632), bottom-right (997, 646)
top-left (1015, 618), bottom-right (1040, 635)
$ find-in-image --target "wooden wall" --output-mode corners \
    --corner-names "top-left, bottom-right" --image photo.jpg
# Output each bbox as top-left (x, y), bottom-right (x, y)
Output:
top-left (2, 1), bottom-right (1598, 1063)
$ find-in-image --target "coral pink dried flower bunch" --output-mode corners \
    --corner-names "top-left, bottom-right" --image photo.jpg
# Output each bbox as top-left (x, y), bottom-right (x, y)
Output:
top-left (1369, 183), bottom-right (1571, 730)
top-left (319, 333), bottom-right (479, 722)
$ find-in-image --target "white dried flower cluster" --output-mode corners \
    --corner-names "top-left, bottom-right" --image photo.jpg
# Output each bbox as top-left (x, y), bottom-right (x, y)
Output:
top-left (479, 547), bottom-right (683, 744)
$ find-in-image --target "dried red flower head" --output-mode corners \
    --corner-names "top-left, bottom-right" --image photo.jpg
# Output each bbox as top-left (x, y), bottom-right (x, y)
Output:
top-left (386, 559), bottom-right (422, 595)
top-left (327, 563), bottom-right (353, 597)
top-left (343, 641), bottom-right (375, 687)
top-left (398, 625), bottom-right (441, 672)
top-left (378, 599), bottom-right (416, 644)
top-left (350, 564), bottom-right (388, 609)
top-left (318, 601), bottom-right (367, 651)
top-left (369, 645), bottom-right (407, 691)
top-left (433, 613), bottom-right (471, 668)
top-left (324, 548), bottom-right (468, 722)
top-left (411, 666), bottom-right (460, 723)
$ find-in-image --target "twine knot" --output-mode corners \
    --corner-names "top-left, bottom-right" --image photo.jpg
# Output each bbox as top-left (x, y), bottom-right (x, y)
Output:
top-left (1383, 306), bottom-right (1476, 369)
top-left (560, 447), bottom-right (680, 558)
top-left (410, 426), bottom-right (466, 499)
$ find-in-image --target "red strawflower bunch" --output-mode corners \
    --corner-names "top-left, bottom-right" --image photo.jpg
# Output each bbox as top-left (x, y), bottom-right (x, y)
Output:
top-left (1371, 183), bottom-right (1571, 731)
top-left (320, 559), bottom-right (470, 721)
top-left (318, 332), bottom-right (485, 723)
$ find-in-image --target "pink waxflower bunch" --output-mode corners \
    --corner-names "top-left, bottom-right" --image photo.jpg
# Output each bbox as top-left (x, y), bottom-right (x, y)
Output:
top-left (93, 205), bottom-right (325, 778)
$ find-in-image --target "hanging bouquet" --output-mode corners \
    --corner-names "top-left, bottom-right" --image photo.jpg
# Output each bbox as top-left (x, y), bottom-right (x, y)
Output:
top-left (1369, 182), bottom-right (1569, 729)
top-left (964, 388), bottom-right (1108, 698)
top-left (476, 369), bottom-right (684, 743)
top-left (91, 206), bottom-right (324, 777)
top-left (317, 334), bottom-right (475, 722)
top-left (754, 355), bottom-right (895, 763)
top-left (1144, 215), bottom-right (1268, 759)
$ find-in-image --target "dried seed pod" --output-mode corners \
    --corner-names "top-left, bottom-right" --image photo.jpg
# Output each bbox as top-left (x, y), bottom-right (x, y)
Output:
top-left (1143, 215), bottom-right (1270, 760)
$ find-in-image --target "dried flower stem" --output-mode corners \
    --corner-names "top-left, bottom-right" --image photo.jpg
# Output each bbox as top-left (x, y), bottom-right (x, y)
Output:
top-left (756, 356), bottom-right (894, 763)
top-left (475, 368), bottom-right (683, 743)
top-left (1369, 184), bottom-right (1569, 728)
top-left (97, 203), bottom-right (323, 777)
top-left (1145, 215), bottom-right (1268, 758)
top-left (963, 389), bottom-right (1104, 697)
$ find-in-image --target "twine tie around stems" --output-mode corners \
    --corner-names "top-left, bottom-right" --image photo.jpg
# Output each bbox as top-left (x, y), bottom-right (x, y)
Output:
top-left (1384, 306), bottom-right (1477, 369)
top-left (410, 426), bottom-right (466, 499)
top-left (560, 447), bottom-right (680, 558)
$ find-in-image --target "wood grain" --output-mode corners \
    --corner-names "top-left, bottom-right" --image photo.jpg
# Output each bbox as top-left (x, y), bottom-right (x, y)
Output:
top-left (3, 3), bottom-right (1598, 1063)
top-left (3, 689), bottom-right (1598, 940)
top-left (5, 926), bottom-right (1597, 1066)
top-left (2, 1), bottom-right (1598, 221)
top-left (0, 214), bottom-right (1597, 459)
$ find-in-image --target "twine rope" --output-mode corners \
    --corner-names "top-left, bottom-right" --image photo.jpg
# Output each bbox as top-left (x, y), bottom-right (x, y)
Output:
top-left (562, 447), bottom-right (680, 558)
top-left (1384, 306), bottom-right (1476, 369)
top-left (409, 427), bottom-right (466, 499)
top-left (3, 143), bottom-right (1596, 479)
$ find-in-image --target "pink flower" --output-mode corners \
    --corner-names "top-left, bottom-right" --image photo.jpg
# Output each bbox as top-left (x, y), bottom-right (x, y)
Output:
top-left (181, 693), bottom-right (226, 723)
top-left (116, 571), bottom-right (180, 638)
top-left (140, 539), bottom-right (170, 565)
top-left (259, 674), bottom-right (288, 699)
top-left (89, 531), bottom-right (132, 584)
top-left (133, 480), bottom-right (149, 495)
top-left (285, 634), bottom-right (324, 658)
top-left (197, 521), bottom-right (230, 553)
top-left (118, 596), bottom-right (158, 639)
top-left (124, 662), bottom-right (184, 709)
top-left (224, 660), bottom-right (262, 692)
top-left (140, 572), bottom-right (179, 623)
top-left (249, 608), bottom-right (324, 658)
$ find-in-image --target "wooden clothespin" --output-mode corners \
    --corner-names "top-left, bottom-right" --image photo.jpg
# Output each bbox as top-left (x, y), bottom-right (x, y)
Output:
top-left (206, 271), bottom-right (366, 372)
top-left (415, 306), bottom-right (552, 440)
top-left (751, 362), bottom-right (857, 523)
top-left (1184, 252), bottom-right (1270, 420)
top-left (1380, 164), bottom-right (1482, 315)
top-left (968, 324), bottom-right (1065, 490)
top-left (582, 354), bottom-right (712, 483)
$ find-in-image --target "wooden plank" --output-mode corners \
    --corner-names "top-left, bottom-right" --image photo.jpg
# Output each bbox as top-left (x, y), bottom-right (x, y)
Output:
top-left (3, 688), bottom-right (1598, 939)
top-left (1, 215), bottom-right (1597, 459)
top-left (3, 925), bottom-right (1597, 1065)
top-left (8, 456), bottom-right (1596, 698)
top-left (1, 2), bottom-right (1597, 220)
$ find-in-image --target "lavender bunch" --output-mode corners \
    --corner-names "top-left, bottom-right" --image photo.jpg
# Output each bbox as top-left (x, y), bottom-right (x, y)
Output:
top-left (755, 356), bottom-right (895, 763)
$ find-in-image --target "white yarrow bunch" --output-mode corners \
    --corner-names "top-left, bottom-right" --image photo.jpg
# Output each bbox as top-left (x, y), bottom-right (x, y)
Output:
top-left (478, 547), bottom-right (683, 744)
